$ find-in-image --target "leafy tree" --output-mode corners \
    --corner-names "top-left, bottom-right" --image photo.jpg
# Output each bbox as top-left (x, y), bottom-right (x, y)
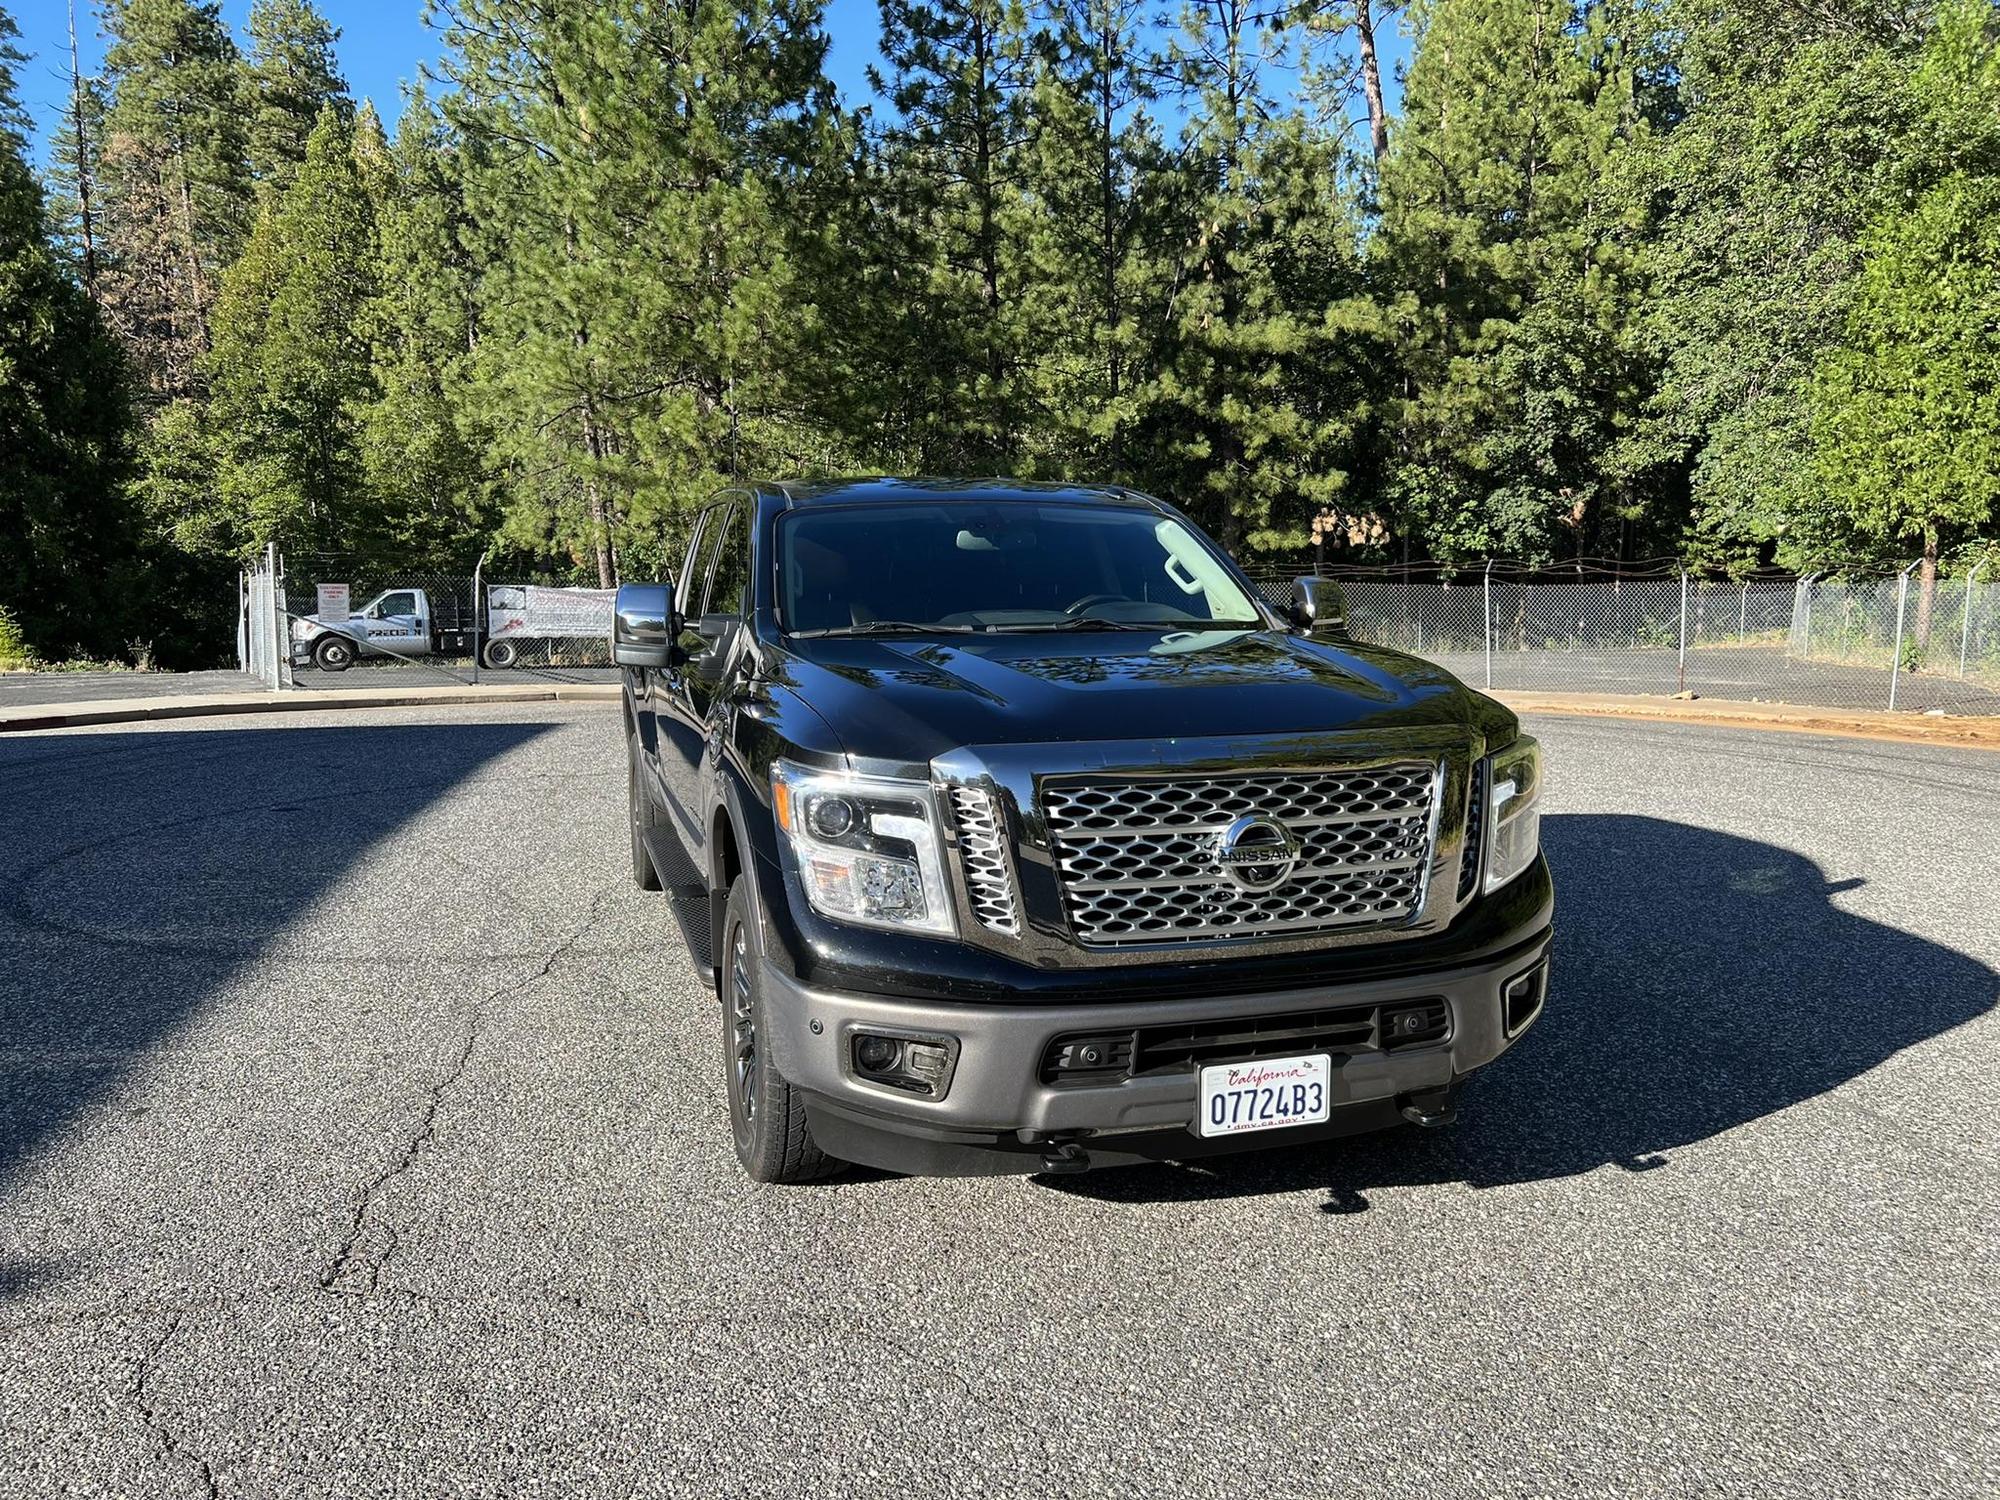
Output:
top-left (1805, 0), bottom-right (2000, 638)
top-left (1374, 0), bottom-right (1650, 565)
top-left (0, 4), bottom-right (143, 661)
top-left (243, 0), bottom-right (349, 199)
top-left (96, 0), bottom-right (254, 405)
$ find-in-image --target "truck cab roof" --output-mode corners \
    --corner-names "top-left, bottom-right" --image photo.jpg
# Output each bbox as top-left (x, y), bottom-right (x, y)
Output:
top-left (763, 477), bottom-right (1159, 510)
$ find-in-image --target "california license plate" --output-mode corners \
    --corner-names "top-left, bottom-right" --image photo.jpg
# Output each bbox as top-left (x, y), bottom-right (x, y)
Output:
top-left (1194, 1053), bottom-right (1332, 1138)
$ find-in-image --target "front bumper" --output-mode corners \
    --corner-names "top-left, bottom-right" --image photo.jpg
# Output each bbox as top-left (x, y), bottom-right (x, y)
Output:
top-left (762, 926), bottom-right (1552, 1175)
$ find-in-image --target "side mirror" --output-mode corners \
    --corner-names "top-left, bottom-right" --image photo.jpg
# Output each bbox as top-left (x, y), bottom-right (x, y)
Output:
top-left (1288, 577), bottom-right (1348, 638)
top-left (612, 582), bottom-right (676, 668)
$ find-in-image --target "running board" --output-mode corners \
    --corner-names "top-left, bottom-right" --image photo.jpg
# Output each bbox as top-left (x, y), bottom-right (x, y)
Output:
top-left (642, 828), bottom-right (715, 980)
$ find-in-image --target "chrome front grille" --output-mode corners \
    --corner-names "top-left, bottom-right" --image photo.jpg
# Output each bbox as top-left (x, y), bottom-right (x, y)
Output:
top-left (1042, 765), bottom-right (1437, 947)
top-left (949, 786), bottom-right (1020, 934)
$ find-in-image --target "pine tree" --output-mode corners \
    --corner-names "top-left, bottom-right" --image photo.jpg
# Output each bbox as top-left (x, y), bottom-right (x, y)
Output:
top-left (359, 88), bottom-right (492, 565)
top-left (41, 0), bottom-right (103, 294)
top-left (1374, 0), bottom-right (1649, 565)
top-left (1015, 0), bottom-right (1164, 476)
top-left (203, 105), bottom-right (378, 554)
top-left (0, 4), bottom-right (143, 660)
top-left (243, 0), bottom-right (349, 200)
top-left (96, 0), bottom-right (253, 405)
top-left (868, 0), bottom-right (1037, 470)
top-left (1134, 0), bottom-right (1383, 555)
top-left (441, 0), bottom-right (846, 584)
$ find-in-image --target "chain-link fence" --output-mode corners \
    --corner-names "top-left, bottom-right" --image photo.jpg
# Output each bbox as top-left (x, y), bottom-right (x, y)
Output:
top-left (264, 553), bottom-right (620, 691)
top-left (1246, 566), bottom-right (2000, 716)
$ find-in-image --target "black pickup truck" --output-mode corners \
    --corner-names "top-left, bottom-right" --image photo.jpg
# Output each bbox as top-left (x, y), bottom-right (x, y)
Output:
top-left (614, 478), bottom-right (1552, 1180)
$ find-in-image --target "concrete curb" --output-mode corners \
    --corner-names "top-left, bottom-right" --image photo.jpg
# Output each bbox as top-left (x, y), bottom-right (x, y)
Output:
top-left (0, 682), bottom-right (622, 733)
top-left (1497, 693), bottom-right (2000, 752)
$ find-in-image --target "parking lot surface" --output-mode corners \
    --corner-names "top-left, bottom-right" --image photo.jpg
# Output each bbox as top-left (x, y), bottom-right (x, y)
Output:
top-left (1, 704), bottom-right (1993, 1499)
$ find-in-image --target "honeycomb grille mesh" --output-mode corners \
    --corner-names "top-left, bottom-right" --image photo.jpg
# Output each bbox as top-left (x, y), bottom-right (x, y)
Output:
top-left (949, 786), bottom-right (1020, 935)
top-left (1042, 765), bottom-right (1437, 946)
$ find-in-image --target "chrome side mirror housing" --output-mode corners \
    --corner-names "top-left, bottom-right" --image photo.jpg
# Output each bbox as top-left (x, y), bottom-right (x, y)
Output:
top-left (611, 582), bottom-right (676, 668)
top-left (1288, 577), bottom-right (1348, 638)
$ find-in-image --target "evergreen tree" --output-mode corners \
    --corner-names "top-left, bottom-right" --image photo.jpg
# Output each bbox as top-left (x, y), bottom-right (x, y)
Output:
top-left (96, 0), bottom-right (253, 405)
top-left (868, 0), bottom-right (1037, 470)
top-left (0, 4), bottom-right (143, 660)
top-left (1136, 0), bottom-right (1383, 554)
top-left (1015, 0), bottom-right (1163, 476)
top-left (359, 88), bottom-right (492, 564)
top-left (41, 0), bottom-right (104, 294)
top-left (441, 0), bottom-right (846, 584)
top-left (1374, 0), bottom-right (1649, 565)
top-left (203, 105), bottom-right (378, 554)
top-left (243, 0), bottom-right (349, 200)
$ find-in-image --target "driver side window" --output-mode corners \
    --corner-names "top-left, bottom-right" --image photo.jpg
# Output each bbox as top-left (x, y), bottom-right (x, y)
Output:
top-left (678, 504), bottom-right (730, 660)
top-left (704, 502), bottom-right (751, 621)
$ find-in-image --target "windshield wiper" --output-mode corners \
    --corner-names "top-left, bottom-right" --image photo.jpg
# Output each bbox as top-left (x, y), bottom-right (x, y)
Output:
top-left (1001, 617), bottom-right (1261, 633)
top-left (791, 620), bottom-right (987, 638)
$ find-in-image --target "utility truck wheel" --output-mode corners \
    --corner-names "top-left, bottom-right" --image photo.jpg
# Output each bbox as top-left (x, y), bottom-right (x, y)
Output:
top-left (721, 875), bottom-right (835, 1183)
top-left (313, 637), bottom-right (354, 671)
top-left (482, 639), bottom-right (519, 669)
top-left (628, 743), bottom-right (662, 892)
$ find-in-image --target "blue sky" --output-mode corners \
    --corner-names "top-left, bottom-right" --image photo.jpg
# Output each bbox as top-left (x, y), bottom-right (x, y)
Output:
top-left (10, 0), bottom-right (1406, 159)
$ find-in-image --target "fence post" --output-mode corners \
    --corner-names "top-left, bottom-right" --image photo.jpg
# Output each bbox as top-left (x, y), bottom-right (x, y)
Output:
top-left (1739, 580), bottom-right (1748, 639)
top-left (265, 542), bottom-right (283, 693)
top-left (1961, 560), bottom-right (1988, 679)
top-left (1888, 561), bottom-right (1917, 710)
top-left (1482, 560), bottom-right (1494, 689)
top-left (1677, 573), bottom-right (1689, 693)
top-left (471, 549), bottom-right (489, 684)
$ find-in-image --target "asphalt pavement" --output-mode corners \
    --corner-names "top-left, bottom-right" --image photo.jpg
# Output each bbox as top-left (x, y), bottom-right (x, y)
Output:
top-left (1, 704), bottom-right (1993, 1499)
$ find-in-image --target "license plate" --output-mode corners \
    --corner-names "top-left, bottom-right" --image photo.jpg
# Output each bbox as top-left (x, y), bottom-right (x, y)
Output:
top-left (1194, 1053), bottom-right (1332, 1138)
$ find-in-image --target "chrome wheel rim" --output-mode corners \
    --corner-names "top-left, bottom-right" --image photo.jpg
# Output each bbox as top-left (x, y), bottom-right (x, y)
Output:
top-left (729, 924), bottom-right (756, 1123)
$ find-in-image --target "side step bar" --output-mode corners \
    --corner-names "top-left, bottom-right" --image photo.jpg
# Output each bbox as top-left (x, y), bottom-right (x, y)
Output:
top-left (642, 828), bottom-right (716, 981)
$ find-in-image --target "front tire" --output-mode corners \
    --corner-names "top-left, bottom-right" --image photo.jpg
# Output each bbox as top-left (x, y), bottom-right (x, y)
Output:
top-left (721, 875), bottom-right (834, 1183)
top-left (313, 636), bottom-right (355, 671)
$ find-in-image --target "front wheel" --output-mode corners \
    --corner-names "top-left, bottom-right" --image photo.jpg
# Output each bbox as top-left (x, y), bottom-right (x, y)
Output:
top-left (313, 636), bottom-right (355, 672)
top-left (721, 875), bottom-right (835, 1183)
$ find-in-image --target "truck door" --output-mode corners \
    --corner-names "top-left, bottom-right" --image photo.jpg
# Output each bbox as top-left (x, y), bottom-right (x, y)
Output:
top-left (364, 590), bottom-right (426, 657)
top-left (659, 496), bottom-right (752, 850)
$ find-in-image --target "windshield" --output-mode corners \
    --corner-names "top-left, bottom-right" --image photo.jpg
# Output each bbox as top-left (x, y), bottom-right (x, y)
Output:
top-left (779, 502), bottom-right (1265, 636)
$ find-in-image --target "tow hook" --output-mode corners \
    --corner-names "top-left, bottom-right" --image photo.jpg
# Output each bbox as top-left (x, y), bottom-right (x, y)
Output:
top-left (1397, 1090), bottom-right (1459, 1128)
top-left (1037, 1139), bottom-right (1092, 1174)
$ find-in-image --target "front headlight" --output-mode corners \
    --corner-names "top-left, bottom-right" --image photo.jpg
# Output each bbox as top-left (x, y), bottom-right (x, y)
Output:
top-left (1482, 735), bottom-right (1543, 895)
top-left (772, 761), bottom-right (956, 936)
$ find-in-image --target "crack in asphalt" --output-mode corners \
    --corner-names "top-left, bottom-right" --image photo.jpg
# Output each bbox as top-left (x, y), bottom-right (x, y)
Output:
top-left (318, 883), bottom-right (623, 1295)
top-left (128, 1309), bottom-right (221, 1499)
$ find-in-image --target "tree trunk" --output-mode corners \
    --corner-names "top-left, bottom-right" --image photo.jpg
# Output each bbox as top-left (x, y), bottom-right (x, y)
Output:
top-left (579, 399), bottom-right (616, 589)
top-left (1356, 2), bottom-right (1389, 165)
top-left (67, 0), bottom-right (98, 298)
top-left (1916, 527), bottom-right (1940, 650)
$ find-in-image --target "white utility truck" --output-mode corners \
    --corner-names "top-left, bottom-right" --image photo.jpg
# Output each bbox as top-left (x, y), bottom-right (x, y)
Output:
top-left (290, 585), bottom-right (616, 671)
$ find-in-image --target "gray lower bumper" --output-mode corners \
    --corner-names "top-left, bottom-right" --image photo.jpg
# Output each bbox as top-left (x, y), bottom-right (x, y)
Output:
top-left (761, 930), bottom-right (1552, 1164)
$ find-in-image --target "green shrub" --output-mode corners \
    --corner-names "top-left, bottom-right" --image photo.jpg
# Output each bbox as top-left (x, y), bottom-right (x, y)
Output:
top-left (0, 605), bottom-right (38, 670)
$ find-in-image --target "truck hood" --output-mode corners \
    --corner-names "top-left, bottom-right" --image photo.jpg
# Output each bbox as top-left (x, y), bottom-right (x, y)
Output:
top-left (774, 627), bottom-right (1506, 768)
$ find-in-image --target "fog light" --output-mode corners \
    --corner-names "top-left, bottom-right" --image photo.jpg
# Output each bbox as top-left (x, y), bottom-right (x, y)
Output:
top-left (854, 1034), bottom-right (902, 1074)
top-left (1502, 964), bottom-right (1547, 1038)
top-left (849, 1030), bottom-right (957, 1098)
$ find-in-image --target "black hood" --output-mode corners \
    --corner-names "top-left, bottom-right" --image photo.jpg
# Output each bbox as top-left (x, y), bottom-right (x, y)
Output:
top-left (773, 627), bottom-right (1509, 767)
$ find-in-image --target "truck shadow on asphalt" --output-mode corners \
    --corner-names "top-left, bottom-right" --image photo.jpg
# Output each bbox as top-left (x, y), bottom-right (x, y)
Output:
top-left (0, 720), bottom-right (554, 1297)
top-left (1048, 812), bottom-right (2000, 1208)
